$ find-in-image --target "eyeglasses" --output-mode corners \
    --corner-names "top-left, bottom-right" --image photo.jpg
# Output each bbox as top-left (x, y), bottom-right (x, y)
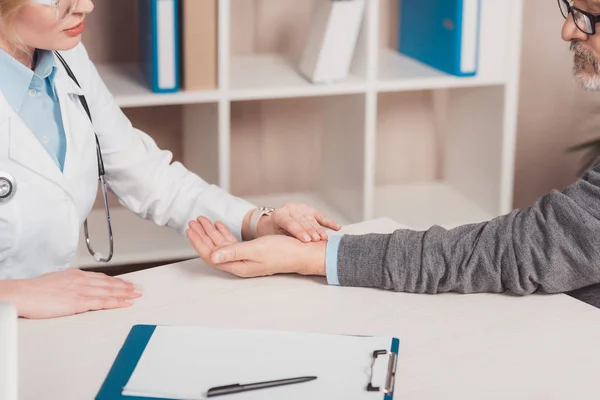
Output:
top-left (558, 0), bottom-right (600, 35)
top-left (32, 0), bottom-right (80, 22)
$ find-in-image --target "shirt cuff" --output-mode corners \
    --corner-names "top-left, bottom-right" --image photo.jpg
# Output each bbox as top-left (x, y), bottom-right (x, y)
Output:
top-left (325, 234), bottom-right (343, 286)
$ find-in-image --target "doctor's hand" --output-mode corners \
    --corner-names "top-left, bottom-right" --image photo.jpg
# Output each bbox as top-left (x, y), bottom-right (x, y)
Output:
top-left (5, 269), bottom-right (143, 319)
top-left (187, 217), bottom-right (327, 278)
top-left (244, 203), bottom-right (341, 242)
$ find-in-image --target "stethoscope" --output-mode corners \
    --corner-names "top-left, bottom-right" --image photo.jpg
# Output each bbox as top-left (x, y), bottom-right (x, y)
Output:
top-left (0, 51), bottom-right (113, 263)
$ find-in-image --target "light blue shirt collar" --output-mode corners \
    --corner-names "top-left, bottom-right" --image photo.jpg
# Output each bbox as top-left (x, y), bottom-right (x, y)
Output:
top-left (0, 49), bottom-right (58, 112)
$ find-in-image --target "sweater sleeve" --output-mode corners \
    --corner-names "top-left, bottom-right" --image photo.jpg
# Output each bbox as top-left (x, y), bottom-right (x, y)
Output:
top-left (336, 163), bottom-right (600, 295)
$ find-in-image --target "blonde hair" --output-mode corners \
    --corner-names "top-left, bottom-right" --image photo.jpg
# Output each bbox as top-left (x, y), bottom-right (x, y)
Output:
top-left (0, 0), bottom-right (28, 46)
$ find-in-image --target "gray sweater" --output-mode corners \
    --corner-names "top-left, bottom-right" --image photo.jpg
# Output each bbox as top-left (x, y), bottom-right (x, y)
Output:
top-left (336, 162), bottom-right (600, 296)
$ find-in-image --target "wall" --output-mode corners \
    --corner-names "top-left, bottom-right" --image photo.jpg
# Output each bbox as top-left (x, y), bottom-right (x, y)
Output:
top-left (514, 0), bottom-right (600, 208)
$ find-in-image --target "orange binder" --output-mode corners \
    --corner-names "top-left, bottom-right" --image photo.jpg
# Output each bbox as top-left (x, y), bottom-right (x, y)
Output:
top-left (180, 0), bottom-right (218, 90)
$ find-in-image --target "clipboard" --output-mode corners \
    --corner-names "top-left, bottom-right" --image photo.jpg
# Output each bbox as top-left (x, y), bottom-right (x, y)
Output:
top-left (96, 325), bottom-right (400, 400)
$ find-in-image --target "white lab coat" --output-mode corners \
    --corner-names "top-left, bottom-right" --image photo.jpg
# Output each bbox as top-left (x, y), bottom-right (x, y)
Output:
top-left (0, 44), bottom-right (255, 280)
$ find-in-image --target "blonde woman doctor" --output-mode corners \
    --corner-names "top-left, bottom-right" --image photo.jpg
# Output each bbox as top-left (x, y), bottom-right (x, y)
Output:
top-left (0, 0), bottom-right (340, 319)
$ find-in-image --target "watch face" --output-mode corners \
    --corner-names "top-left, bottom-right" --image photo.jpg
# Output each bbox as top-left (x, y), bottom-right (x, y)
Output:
top-left (261, 207), bottom-right (275, 215)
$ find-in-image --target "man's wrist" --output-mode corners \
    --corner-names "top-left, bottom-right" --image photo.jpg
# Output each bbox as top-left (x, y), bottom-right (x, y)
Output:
top-left (300, 241), bottom-right (327, 276)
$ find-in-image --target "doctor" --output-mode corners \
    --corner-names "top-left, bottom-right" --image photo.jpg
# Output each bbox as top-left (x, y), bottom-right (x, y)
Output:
top-left (0, 0), bottom-right (340, 319)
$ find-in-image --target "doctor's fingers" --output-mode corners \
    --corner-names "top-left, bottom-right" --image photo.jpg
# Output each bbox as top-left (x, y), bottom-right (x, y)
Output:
top-left (83, 271), bottom-right (138, 289)
top-left (81, 297), bottom-right (135, 312)
top-left (286, 214), bottom-right (323, 242)
top-left (314, 212), bottom-right (341, 231)
top-left (278, 218), bottom-right (312, 242)
top-left (78, 285), bottom-right (142, 300)
top-left (304, 216), bottom-right (328, 241)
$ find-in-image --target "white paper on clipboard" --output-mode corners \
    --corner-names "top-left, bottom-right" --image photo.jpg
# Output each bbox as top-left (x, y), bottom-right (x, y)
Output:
top-left (122, 326), bottom-right (399, 400)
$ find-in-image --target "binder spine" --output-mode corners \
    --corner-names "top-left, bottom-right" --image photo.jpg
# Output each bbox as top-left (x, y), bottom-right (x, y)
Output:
top-left (155, 0), bottom-right (180, 92)
top-left (140, 0), bottom-right (180, 93)
top-left (456, 0), bottom-right (481, 76)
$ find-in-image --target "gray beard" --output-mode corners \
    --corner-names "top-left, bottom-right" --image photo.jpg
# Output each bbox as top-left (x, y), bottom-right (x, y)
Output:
top-left (571, 41), bottom-right (600, 91)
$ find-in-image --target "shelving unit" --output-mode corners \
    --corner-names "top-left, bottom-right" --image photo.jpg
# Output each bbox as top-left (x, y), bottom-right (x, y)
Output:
top-left (75, 0), bottom-right (523, 268)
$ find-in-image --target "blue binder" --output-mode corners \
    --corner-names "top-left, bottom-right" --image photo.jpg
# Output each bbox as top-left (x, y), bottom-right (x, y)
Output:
top-left (399, 0), bottom-right (481, 77)
top-left (95, 325), bottom-right (400, 400)
top-left (138, 0), bottom-right (180, 93)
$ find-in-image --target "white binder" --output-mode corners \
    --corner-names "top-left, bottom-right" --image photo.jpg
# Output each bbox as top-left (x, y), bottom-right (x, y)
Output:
top-left (96, 324), bottom-right (400, 400)
top-left (299, 0), bottom-right (366, 84)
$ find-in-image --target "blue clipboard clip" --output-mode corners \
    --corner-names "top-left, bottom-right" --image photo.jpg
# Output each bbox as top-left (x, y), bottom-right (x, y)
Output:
top-left (366, 349), bottom-right (398, 395)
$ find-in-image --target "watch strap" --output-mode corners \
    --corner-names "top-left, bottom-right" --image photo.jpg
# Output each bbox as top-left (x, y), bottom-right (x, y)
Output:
top-left (249, 207), bottom-right (274, 239)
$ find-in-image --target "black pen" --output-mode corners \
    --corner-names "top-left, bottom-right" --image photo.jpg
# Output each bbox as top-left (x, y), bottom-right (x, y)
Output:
top-left (206, 376), bottom-right (317, 397)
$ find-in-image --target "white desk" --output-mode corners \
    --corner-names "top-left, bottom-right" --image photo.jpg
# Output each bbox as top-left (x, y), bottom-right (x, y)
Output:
top-left (18, 218), bottom-right (600, 399)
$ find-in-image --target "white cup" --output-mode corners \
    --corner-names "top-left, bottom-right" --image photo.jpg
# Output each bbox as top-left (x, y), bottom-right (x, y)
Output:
top-left (0, 302), bottom-right (18, 400)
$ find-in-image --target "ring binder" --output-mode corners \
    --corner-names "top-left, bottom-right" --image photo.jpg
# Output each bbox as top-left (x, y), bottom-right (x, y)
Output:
top-left (366, 349), bottom-right (397, 395)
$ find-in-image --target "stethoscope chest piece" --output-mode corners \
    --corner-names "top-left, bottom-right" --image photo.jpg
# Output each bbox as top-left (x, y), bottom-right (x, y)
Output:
top-left (0, 172), bottom-right (16, 204)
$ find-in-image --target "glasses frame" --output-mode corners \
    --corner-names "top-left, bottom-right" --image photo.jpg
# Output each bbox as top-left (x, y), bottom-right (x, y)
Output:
top-left (33, 0), bottom-right (79, 22)
top-left (558, 0), bottom-right (600, 35)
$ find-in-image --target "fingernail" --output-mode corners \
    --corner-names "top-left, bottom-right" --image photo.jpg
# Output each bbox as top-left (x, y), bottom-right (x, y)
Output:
top-left (312, 233), bottom-right (320, 240)
top-left (134, 284), bottom-right (144, 294)
top-left (303, 234), bottom-right (311, 242)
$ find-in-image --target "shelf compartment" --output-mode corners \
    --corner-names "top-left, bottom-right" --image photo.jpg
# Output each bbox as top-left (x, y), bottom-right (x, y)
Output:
top-left (229, 54), bottom-right (367, 101)
top-left (97, 64), bottom-right (220, 108)
top-left (228, 0), bottom-right (369, 100)
top-left (376, 50), bottom-right (505, 92)
top-left (229, 94), bottom-right (367, 224)
top-left (373, 85), bottom-right (511, 230)
top-left (378, 0), bottom-right (512, 91)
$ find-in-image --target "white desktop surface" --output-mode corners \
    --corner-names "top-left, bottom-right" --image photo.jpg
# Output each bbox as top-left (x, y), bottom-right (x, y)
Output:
top-left (18, 218), bottom-right (600, 399)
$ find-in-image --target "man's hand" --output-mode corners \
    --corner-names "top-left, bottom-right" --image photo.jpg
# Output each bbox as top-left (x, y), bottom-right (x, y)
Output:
top-left (0, 269), bottom-right (143, 319)
top-left (187, 216), bottom-right (327, 278)
top-left (243, 203), bottom-right (341, 242)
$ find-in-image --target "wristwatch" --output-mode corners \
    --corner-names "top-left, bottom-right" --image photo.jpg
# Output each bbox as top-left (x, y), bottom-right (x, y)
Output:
top-left (249, 206), bottom-right (275, 239)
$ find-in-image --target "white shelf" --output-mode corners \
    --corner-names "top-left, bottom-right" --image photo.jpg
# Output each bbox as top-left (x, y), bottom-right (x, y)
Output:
top-left (377, 50), bottom-right (506, 92)
top-left (229, 54), bottom-right (367, 101)
top-left (96, 51), bottom-right (507, 109)
top-left (96, 63), bottom-right (220, 108)
top-left (373, 182), bottom-right (494, 231)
